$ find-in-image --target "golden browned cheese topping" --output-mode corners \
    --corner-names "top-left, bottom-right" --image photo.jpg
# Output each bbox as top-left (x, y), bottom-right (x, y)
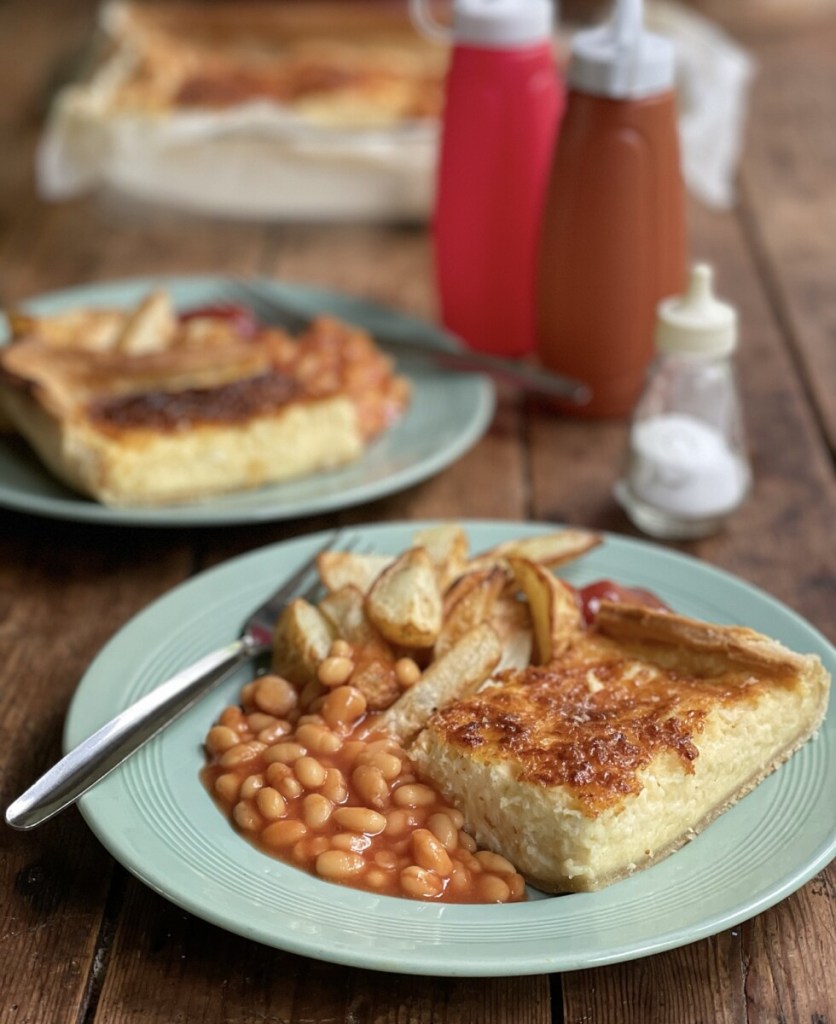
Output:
top-left (87, 370), bottom-right (302, 432)
top-left (173, 62), bottom-right (439, 116)
top-left (110, 10), bottom-right (447, 125)
top-left (74, 315), bottom-right (407, 439)
top-left (174, 62), bottom-right (359, 108)
top-left (429, 642), bottom-right (777, 814)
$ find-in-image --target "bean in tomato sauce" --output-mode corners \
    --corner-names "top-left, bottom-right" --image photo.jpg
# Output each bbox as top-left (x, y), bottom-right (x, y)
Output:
top-left (201, 653), bottom-right (527, 904)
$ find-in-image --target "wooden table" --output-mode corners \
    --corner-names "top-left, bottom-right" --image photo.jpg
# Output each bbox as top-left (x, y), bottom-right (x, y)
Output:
top-left (1, 1), bottom-right (834, 1020)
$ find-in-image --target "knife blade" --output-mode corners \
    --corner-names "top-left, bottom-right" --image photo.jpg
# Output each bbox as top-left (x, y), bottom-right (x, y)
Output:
top-left (375, 336), bottom-right (592, 404)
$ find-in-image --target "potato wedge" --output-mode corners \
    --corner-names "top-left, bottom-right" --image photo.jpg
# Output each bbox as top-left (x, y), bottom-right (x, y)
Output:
top-left (317, 550), bottom-right (393, 595)
top-left (377, 622), bottom-right (502, 744)
top-left (114, 290), bottom-right (177, 354)
top-left (271, 597), bottom-right (335, 687)
top-left (365, 547), bottom-right (442, 648)
top-left (464, 529), bottom-right (602, 579)
top-left (318, 584), bottom-right (374, 643)
top-left (506, 556), bottom-right (582, 663)
top-left (489, 593), bottom-right (534, 672)
top-left (488, 529), bottom-right (602, 568)
top-left (412, 523), bottom-right (469, 590)
top-left (318, 585), bottom-right (400, 709)
top-left (435, 565), bottom-right (509, 658)
top-left (7, 308), bottom-right (126, 350)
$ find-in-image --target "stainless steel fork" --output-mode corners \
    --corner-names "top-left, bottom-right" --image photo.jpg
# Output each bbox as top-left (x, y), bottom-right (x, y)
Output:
top-left (225, 278), bottom-right (592, 405)
top-left (5, 530), bottom-right (348, 830)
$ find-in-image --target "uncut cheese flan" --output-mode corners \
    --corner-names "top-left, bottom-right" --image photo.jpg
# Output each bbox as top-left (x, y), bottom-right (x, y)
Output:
top-left (99, 1), bottom-right (446, 128)
top-left (0, 291), bottom-right (409, 505)
top-left (410, 600), bottom-right (830, 893)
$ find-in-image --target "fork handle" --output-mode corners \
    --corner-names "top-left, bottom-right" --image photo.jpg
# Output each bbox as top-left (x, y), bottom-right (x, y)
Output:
top-left (5, 635), bottom-right (262, 830)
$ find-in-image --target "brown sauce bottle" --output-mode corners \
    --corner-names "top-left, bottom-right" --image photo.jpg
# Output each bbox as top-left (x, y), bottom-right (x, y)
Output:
top-left (536, 0), bottom-right (687, 418)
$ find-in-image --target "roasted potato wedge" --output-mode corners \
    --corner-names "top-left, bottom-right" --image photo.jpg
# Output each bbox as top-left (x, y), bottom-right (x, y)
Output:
top-left (377, 622), bottom-right (502, 744)
top-left (319, 584), bottom-right (381, 646)
top-left (435, 565), bottom-right (509, 658)
top-left (466, 529), bottom-right (601, 577)
top-left (506, 556), bottom-right (582, 663)
top-left (271, 597), bottom-right (335, 686)
top-left (412, 523), bottom-right (469, 590)
top-left (6, 308), bottom-right (127, 351)
top-left (489, 593), bottom-right (534, 672)
top-left (365, 547), bottom-right (443, 648)
top-left (114, 289), bottom-right (176, 354)
top-left (488, 529), bottom-right (601, 567)
top-left (317, 550), bottom-right (393, 595)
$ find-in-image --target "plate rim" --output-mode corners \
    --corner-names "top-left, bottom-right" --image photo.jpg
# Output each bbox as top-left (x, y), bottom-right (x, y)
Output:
top-left (64, 520), bottom-right (836, 976)
top-left (0, 276), bottom-right (494, 527)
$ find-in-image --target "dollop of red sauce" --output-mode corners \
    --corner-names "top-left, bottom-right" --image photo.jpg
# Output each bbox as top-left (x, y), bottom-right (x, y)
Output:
top-left (577, 580), bottom-right (670, 624)
top-left (178, 302), bottom-right (260, 339)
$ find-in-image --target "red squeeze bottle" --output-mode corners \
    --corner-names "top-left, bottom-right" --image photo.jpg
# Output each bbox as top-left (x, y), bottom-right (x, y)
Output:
top-left (412, 0), bottom-right (564, 356)
top-left (536, 0), bottom-right (687, 417)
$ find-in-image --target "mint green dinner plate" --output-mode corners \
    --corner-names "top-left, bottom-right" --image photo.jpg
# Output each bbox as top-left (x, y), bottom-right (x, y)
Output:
top-left (64, 522), bottom-right (836, 976)
top-left (0, 278), bottom-right (493, 526)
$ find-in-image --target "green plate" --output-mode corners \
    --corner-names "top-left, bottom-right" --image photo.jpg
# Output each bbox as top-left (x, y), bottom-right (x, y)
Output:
top-left (0, 278), bottom-right (494, 526)
top-left (64, 522), bottom-right (836, 976)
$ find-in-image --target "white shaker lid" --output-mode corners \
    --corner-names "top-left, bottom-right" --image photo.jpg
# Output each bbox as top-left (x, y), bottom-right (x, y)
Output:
top-left (569, 0), bottom-right (674, 98)
top-left (410, 0), bottom-right (553, 47)
top-left (656, 263), bottom-right (738, 356)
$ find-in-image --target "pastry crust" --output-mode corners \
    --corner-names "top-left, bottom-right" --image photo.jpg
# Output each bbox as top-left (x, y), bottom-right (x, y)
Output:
top-left (0, 296), bottom-right (409, 505)
top-left (410, 601), bottom-right (830, 893)
top-left (97, 1), bottom-right (446, 128)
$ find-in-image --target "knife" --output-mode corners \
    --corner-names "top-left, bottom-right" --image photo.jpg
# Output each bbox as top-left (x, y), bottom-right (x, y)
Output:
top-left (374, 337), bottom-right (592, 404)
top-left (228, 279), bottom-right (592, 405)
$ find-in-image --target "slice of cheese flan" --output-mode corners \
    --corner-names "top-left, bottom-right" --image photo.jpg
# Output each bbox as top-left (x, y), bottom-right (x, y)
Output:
top-left (0, 291), bottom-right (409, 505)
top-left (410, 599), bottom-right (830, 893)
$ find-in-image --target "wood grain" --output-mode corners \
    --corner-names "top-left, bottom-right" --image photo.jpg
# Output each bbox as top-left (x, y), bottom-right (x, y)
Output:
top-left (563, 931), bottom-right (748, 1024)
top-left (688, 4), bottom-right (836, 455)
top-left (737, 17), bottom-right (836, 456)
top-left (92, 880), bottom-right (550, 1024)
top-left (0, 514), bottom-right (195, 1023)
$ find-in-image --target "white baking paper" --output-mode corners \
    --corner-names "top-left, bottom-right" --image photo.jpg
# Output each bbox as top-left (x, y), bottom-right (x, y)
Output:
top-left (36, 0), bottom-right (753, 218)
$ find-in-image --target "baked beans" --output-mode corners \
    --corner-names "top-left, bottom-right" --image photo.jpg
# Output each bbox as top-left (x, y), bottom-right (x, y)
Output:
top-left (318, 655), bottom-right (355, 689)
top-left (394, 657), bottom-right (421, 689)
top-left (329, 638), bottom-right (353, 659)
top-left (252, 675), bottom-right (298, 717)
top-left (202, 673), bottom-right (527, 904)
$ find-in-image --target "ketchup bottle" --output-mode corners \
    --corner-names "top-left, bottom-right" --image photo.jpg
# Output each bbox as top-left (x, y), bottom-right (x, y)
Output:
top-left (536, 0), bottom-right (687, 417)
top-left (411, 0), bottom-right (564, 357)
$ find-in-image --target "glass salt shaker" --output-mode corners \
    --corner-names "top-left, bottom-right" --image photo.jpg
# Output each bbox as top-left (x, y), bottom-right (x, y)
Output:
top-left (615, 263), bottom-right (752, 539)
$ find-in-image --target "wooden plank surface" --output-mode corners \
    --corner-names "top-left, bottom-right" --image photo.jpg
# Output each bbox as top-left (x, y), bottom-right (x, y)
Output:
top-left (0, 0), bottom-right (834, 1022)
top-left (737, 18), bottom-right (836, 456)
top-left (694, 4), bottom-right (836, 455)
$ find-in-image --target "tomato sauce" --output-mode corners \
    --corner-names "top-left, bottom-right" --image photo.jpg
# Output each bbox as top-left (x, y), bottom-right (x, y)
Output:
top-left (576, 580), bottom-right (670, 625)
top-left (179, 302), bottom-right (260, 338)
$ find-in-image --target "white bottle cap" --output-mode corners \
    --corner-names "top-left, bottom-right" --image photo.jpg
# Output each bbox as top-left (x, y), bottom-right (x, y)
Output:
top-left (569, 0), bottom-right (675, 98)
top-left (410, 0), bottom-right (553, 48)
top-left (655, 263), bottom-right (738, 356)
